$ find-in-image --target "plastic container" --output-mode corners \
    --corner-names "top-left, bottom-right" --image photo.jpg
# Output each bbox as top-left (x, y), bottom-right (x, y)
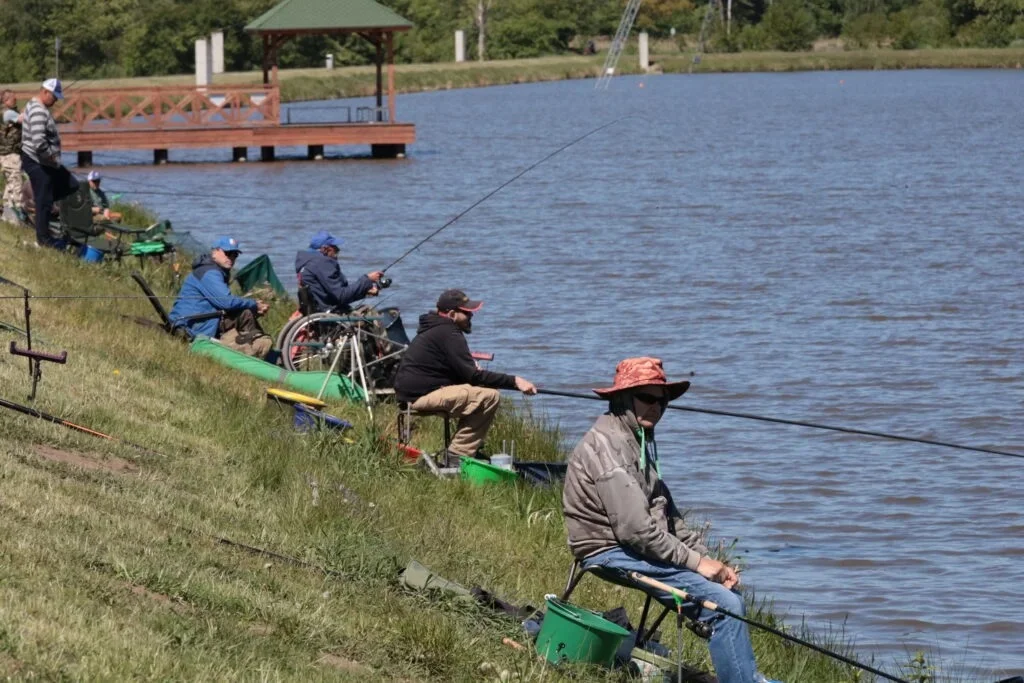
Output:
top-left (535, 596), bottom-right (631, 668)
top-left (489, 454), bottom-right (513, 470)
top-left (489, 440), bottom-right (516, 470)
top-left (80, 244), bottom-right (104, 263)
top-left (459, 456), bottom-right (518, 485)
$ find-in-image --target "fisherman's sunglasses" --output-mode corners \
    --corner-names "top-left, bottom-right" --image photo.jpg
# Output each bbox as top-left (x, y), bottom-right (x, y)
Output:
top-left (634, 392), bottom-right (668, 408)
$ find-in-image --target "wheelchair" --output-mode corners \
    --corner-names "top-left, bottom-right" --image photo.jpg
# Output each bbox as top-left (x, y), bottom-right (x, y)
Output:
top-left (276, 282), bottom-right (410, 394)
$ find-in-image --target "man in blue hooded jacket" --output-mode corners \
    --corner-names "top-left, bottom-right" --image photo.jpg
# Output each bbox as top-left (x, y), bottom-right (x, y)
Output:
top-left (169, 236), bottom-right (271, 357)
top-left (294, 230), bottom-right (384, 313)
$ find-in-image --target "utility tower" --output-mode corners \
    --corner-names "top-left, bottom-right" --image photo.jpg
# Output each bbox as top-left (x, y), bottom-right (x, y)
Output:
top-left (595, 0), bottom-right (643, 90)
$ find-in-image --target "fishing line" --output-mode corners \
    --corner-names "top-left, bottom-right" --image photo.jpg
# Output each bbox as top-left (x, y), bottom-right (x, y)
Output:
top-left (75, 173), bottom-right (261, 202)
top-left (537, 388), bottom-right (1024, 460)
top-left (381, 116), bottom-right (630, 272)
top-left (629, 572), bottom-right (910, 683)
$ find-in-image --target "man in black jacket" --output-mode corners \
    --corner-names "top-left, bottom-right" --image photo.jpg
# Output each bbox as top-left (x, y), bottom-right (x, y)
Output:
top-left (394, 289), bottom-right (536, 462)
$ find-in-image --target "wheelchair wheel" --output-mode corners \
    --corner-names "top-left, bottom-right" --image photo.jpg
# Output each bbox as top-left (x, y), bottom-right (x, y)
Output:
top-left (274, 313), bottom-right (305, 355)
top-left (280, 312), bottom-right (353, 373)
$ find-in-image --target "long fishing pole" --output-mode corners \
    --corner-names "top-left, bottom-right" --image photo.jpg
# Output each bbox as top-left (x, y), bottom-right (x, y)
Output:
top-left (536, 388), bottom-right (1024, 460)
top-left (628, 572), bottom-right (909, 683)
top-left (0, 396), bottom-right (165, 457)
top-left (381, 116), bottom-right (629, 272)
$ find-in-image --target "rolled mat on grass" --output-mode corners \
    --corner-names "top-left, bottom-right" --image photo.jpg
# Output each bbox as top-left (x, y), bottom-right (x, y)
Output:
top-left (190, 337), bottom-right (365, 402)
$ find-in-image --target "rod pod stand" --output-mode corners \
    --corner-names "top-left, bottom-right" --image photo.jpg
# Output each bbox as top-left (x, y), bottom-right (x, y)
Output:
top-left (9, 289), bottom-right (68, 402)
top-left (9, 341), bottom-right (68, 401)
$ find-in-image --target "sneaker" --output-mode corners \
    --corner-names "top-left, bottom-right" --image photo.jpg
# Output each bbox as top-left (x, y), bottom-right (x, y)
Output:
top-left (755, 674), bottom-right (784, 683)
top-left (1, 207), bottom-right (16, 224)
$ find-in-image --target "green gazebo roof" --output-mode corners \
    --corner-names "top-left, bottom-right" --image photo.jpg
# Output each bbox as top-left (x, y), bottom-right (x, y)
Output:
top-left (245, 0), bottom-right (413, 34)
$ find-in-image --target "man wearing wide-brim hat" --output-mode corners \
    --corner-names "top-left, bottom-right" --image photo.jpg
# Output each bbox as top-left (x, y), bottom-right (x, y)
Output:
top-left (563, 357), bottom-right (776, 683)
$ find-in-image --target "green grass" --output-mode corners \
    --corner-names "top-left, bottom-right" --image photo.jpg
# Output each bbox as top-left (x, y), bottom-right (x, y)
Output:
top-left (0, 216), bottom-right (929, 680)
top-left (2, 48), bottom-right (1023, 103)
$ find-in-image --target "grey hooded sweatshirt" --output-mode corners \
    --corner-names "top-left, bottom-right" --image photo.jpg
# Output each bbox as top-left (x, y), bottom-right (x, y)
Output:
top-left (563, 401), bottom-right (708, 570)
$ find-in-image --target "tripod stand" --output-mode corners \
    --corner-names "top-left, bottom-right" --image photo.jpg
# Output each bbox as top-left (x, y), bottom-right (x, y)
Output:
top-left (317, 323), bottom-right (373, 416)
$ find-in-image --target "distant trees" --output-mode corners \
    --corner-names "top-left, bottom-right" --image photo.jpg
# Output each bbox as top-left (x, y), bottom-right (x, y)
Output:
top-left (1, 0), bottom-right (1021, 83)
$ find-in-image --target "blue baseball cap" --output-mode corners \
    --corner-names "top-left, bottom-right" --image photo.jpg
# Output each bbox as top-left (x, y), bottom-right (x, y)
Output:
top-left (309, 230), bottom-right (340, 250)
top-left (42, 79), bottom-right (63, 100)
top-left (211, 236), bottom-right (242, 253)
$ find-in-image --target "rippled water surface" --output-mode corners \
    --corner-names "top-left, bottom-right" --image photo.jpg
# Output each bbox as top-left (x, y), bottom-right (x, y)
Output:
top-left (91, 70), bottom-right (1023, 677)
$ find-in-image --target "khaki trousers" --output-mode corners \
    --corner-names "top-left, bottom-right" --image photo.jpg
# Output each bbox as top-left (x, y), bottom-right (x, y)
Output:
top-left (411, 384), bottom-right (501, 457)
top-left (1, 153), bottom-right (23, 209)
top-left (218, 309), bottom-right (272, 359)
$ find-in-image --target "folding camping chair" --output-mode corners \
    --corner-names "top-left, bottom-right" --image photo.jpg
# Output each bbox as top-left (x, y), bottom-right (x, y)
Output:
top-left (58, 184), bottom-right (171, 262)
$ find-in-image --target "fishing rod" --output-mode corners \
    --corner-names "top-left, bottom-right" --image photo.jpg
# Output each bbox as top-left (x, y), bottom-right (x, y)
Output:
top-left (381, 116), bottom-right (629, 273)
top-left (0, 396), bottom-right (165, 457)
top-left (628, 572), bottom-right (909, 683)
top-left (536, 388), bottom-right (1024, 460)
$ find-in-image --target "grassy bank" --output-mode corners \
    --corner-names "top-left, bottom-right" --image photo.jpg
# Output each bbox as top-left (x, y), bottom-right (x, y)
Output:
top-left (2, 48), bottom-right (1023, 103)
top-left (0, 218), bottom-right (912, 680)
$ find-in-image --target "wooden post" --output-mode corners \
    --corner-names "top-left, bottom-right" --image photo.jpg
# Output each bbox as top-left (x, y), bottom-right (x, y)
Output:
top-left (386, 32), bottom-right (396, 123)
top-left (262, 35), bottom-right (270, 85)
top-left (374, 35), bottom-right (383, 122)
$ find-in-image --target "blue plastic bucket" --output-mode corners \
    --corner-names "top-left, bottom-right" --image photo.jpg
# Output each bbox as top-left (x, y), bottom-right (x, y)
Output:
top-left (80, 244), bottom-right (104, 263)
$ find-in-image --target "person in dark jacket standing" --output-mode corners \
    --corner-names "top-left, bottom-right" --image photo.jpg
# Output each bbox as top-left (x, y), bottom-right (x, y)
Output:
top-left (20, 79), bottom-right (78, 248)
top-left (394, 289), bottom-right (537, 463)
top-left (294, 230), bottom-right (384, 313)
top-left (168, 236), bottom-right (272, 357)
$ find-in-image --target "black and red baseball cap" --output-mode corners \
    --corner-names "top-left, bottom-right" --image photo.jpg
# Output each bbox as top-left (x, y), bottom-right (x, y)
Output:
top-left (436, 289), bottom-right (483, 313)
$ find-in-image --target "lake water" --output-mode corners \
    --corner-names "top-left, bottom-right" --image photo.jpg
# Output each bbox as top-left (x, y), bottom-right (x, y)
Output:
top-left (87, 70), bottom-right (1023, 679)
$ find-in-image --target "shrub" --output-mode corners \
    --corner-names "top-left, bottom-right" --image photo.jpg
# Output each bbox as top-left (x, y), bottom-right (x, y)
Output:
top-left (842, 11), bottom-right (891, 48)
top-left (761, 0), bottom-right (819, 51)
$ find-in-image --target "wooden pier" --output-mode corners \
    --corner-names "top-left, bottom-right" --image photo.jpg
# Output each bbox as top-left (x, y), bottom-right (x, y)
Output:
top-left (48, 84), bottom-right (415, 165)
top-left (31, 0), bottom-right (419, 165)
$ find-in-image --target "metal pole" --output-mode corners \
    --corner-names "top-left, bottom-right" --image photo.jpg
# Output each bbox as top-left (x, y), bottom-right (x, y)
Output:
top-left (55, 38), bottom-right (61, 79)
top-left (316, 335), bottom-right (347, 401)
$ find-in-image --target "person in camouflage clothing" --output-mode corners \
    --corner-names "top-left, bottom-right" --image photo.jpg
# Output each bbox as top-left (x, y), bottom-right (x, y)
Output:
top-left (0, 90), bottom-right (26, 224)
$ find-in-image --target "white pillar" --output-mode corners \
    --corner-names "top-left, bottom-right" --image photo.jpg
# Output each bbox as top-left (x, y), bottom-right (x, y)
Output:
top-left (195, 38), bottom-right (212, 87)
top-left (211, 31), bottom-right (224, 74)
top-left (639, 32), bottom-right (649, 71)
top-left (455, 30), bottom-right (466, 63)
top-left (325, 53), bottom-right (334, 70)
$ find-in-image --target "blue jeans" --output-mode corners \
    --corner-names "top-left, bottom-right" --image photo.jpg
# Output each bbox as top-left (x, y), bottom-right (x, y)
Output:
top-left (582, 546), bottom-right (758, 683)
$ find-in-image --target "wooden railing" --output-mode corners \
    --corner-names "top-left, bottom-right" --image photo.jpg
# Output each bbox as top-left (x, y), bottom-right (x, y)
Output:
top-left (47, 86), bottom-right (280, 131)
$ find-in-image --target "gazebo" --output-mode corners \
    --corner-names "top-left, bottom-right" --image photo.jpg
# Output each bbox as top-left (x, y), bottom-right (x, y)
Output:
top-left (245, 0), bottom-right (413, 123)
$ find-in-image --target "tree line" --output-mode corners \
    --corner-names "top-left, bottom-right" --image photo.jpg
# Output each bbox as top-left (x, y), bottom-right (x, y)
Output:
top-left (1, 0), bottom-right (1021, 83)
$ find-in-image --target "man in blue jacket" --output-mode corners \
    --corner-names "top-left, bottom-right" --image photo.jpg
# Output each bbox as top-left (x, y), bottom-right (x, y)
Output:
top-left (294, 230), bottom-right (384, 313)
top-left (169, 236), bottom-right (271, 357)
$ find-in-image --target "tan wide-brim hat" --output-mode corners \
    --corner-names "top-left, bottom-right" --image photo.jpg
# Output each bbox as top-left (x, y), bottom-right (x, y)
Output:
top-left (593, 356), bottom-right (690, 401)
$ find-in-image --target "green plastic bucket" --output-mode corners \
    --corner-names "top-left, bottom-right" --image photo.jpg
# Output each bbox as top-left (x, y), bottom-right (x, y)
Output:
top-left (535, 596), bottom-right (630, 668)
top-left (459, 456), bottom-right (518, 485)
